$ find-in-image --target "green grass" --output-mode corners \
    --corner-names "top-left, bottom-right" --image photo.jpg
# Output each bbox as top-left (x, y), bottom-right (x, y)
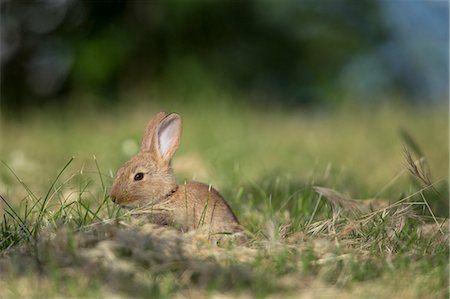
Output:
top-left (0, 100), bottom-right (448, 298)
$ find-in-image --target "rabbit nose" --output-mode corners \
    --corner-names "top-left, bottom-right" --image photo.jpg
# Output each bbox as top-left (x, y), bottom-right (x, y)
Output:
top-left (111, 194), bottom-right (117, 203)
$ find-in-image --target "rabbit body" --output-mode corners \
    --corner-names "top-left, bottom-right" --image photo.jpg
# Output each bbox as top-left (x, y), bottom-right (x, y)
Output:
top-left (149, 181), bottom-right (240, 233)
top-left (110, 112), bottom-right (241, 234)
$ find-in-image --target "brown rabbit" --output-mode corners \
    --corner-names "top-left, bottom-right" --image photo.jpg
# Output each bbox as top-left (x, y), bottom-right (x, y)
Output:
top-left (110, 112), bottom-right (242, 235)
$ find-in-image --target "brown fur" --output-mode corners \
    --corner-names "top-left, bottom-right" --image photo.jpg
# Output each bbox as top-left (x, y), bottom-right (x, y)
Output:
top-left (110, 112), bottom-right (241, 234)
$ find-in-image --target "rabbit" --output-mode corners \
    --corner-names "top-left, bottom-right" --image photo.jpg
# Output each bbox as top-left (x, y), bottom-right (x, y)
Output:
top-left (110, 112), bottom-right (242, 236)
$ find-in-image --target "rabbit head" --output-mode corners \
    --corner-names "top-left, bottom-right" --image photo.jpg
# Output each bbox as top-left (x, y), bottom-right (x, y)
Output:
top-left (110, 112), bottom-right (182, 206)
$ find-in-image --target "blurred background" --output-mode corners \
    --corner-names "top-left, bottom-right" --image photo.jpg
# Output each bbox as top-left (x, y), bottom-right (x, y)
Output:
top-left (1, 0), bottom-right (448, 112)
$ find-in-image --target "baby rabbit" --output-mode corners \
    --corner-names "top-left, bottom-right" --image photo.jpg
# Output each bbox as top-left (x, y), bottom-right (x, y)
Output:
top-left (110, 112), bottom-right (242, 235)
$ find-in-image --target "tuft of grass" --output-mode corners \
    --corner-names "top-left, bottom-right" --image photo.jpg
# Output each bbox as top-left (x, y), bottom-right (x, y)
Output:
top-left (0, 157), bottom-right (122, 252)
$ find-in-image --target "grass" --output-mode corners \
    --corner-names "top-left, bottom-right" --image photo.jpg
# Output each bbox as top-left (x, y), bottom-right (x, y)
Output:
top-left (0, 100), bottom-right (448, 298)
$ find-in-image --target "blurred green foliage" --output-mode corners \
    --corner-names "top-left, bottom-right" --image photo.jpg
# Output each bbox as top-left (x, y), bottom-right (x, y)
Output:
top-left (1, 0), bottom-right (448, 112)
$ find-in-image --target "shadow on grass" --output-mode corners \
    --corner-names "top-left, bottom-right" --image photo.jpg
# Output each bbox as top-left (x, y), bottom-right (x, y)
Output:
top-left (0, 222), bottom-right (283, 298)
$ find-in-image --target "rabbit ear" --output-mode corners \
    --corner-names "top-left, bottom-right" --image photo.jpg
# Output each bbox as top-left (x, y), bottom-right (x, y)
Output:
top-left (141, 112), bottom-right (169, 151)
top-left (152, 113), bottom-right (182, 163)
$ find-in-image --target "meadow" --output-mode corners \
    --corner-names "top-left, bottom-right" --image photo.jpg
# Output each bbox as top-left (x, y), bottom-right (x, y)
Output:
top-left (0, 100), bottom-right (448, 298)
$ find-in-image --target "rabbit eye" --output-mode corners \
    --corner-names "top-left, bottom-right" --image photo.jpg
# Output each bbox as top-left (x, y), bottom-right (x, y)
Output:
top-left (134, 172), bottom-right (144, 181)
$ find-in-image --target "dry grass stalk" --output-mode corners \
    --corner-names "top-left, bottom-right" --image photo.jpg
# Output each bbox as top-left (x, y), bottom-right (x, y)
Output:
top-left (312, 187), bottom-right (365, 217)
top-left (309, 186), bottom-right (430, 254)
top-left (403, 147), bottom-right (432, 187)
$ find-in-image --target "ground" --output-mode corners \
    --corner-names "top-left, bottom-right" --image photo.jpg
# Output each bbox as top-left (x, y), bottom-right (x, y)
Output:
top-left (0, 101), bottom-right (448, 298)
